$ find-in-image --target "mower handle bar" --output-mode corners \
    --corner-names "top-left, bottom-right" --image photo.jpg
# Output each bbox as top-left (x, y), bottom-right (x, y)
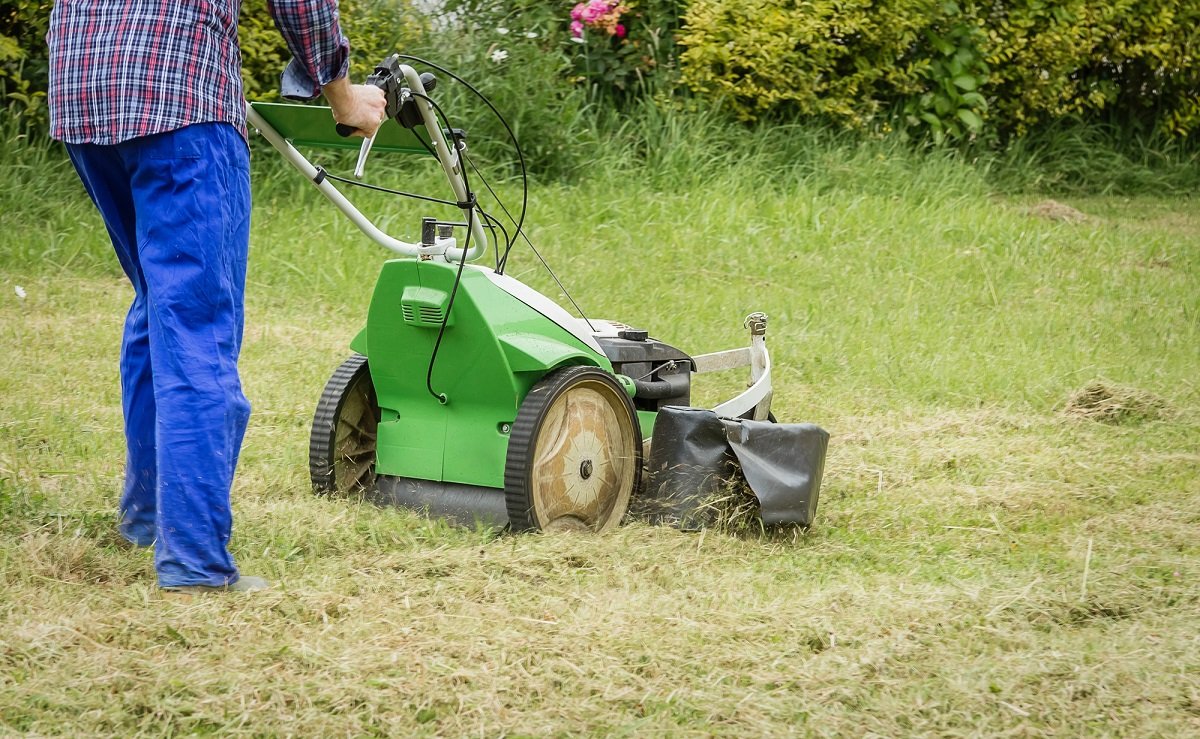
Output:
top-left (245, 62), bottom-right (487, 262)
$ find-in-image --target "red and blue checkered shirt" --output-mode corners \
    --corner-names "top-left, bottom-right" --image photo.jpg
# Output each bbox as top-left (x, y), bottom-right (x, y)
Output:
top-left (48, 0), bottom-right (350, 145)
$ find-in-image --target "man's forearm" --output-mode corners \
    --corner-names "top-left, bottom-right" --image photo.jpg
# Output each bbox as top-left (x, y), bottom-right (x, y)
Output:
top-left (321, 75), bottom-right (354, 109)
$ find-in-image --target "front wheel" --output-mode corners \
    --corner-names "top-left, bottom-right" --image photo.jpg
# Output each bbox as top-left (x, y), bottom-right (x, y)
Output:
top-left (504, 366), bottom-right (642, 533)
top-left (309, 354), bottom-right (379, 495)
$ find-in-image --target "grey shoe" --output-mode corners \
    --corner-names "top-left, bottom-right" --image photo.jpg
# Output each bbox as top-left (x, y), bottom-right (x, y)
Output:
top-left (161, 576), bottom-right (271, 594)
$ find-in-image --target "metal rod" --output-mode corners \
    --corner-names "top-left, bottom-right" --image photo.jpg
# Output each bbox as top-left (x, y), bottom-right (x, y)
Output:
top-left (247, 104), bottom-right (421, 257)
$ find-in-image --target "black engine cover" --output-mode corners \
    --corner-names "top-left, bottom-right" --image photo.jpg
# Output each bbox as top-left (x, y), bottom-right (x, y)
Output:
top-left (595, 334), bottom-right (693, 412)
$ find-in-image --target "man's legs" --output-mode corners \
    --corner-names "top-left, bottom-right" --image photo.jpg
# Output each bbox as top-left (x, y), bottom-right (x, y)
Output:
top-left (66, 145), bottom-right (158, 547)
top-left (68, 123), bottom-right (253, 586)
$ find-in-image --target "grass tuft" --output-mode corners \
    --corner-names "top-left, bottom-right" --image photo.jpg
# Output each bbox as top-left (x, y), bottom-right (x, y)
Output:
top-left (1026, 198), bottom-right (1089, 223)
top-left (1063, 379), bottom-right (1171, 425)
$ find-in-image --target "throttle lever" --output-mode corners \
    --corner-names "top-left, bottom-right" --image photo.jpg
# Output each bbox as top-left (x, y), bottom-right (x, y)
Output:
top-left (331, 57), bottom-right (440, 177)
top-left (353, 127), bottom-right (378, 179)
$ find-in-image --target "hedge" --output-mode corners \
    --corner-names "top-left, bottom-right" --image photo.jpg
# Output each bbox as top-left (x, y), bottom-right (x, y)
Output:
top-left (3, 1), bottom-right (1196, 142)
top-left (678, 0), bottom-right (1200, 139)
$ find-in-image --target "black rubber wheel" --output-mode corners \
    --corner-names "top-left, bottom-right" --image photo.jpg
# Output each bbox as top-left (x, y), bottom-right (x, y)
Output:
top-left (310, 354), bottom-right (379, 495)
top-left (505, 366), bottom-right (642, 533)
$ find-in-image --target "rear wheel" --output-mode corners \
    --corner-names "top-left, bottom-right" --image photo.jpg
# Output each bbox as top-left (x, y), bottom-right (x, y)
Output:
top-left (505, 366), bottom-right (641, 533)
top-left (310, 354), bottom-right (378, 495)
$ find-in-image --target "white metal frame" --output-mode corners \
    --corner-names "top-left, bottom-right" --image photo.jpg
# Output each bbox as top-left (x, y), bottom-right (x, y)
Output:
top-left (245, 63), bottom-right (487, 262)
top-left (692, 312), bottom-right (773, 420)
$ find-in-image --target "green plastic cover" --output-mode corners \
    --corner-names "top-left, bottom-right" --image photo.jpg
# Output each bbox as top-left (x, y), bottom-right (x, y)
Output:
top-left (249, 101), bottom-right (431, 154)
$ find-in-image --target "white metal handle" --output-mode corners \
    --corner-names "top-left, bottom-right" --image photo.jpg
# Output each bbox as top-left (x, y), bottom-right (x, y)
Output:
top-left (245, 66), bottom-right (487, 262)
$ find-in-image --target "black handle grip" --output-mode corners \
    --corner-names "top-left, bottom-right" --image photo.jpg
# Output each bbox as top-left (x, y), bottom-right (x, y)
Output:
top-left (335, 122), bottom-right (355, 137)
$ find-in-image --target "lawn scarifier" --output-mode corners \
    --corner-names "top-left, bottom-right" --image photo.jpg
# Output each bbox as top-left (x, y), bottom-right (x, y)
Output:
top-left (247, 55), bottom-right (788, 532)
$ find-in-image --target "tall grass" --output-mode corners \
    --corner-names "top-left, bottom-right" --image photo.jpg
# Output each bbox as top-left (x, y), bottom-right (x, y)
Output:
top-left (0, 117), bottom-right (104, 273)
top-left (984, 122), bottom-right (1200, 196)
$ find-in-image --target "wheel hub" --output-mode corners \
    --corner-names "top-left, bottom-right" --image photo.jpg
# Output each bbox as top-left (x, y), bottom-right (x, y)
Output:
top-left (505, 368), bottom-right (641, 533)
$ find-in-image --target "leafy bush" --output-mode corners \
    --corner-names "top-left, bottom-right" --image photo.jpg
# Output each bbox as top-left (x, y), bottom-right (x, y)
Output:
top-left (678, 0), bottom-right (1200, 140)
top-left (0, 0), bottom-right (52, 129)
top-left (678, 0), bottom-right (943, 126)
top-left (903, 10), bottom-right (990, 144)
top-left (4, 0), bottom-right (1196, 162)
top-left (978, 0), bottom-right (1200, 137)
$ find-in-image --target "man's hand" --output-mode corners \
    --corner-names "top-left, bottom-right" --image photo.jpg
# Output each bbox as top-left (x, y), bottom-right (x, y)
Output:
top-left (323, 77), bottom-right (387, 137)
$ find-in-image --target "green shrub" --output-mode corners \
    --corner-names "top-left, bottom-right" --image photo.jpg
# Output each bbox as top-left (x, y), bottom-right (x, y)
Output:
top-left (979, 0), bottom-right (1200, 137)
top-left (678, 0), bottom-right (1200, 140)
top-left (678, 0), bottom-right (943, 126)
top-left (6, 0), bottom-right (1195, 169)
top-left (902, 8), bottom-right (990, 145)
top-left (0, 0), bottom-right (52, 129)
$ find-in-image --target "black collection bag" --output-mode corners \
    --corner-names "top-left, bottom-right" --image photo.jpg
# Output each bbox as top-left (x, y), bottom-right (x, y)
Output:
top-left (640, 406), bottom-right (829, 529)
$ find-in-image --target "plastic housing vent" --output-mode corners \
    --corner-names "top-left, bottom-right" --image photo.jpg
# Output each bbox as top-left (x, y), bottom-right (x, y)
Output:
top-left (400, 285), bottom-right (451, 328)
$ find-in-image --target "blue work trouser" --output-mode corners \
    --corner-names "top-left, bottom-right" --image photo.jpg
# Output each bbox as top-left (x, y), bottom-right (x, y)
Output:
top-left (66, 122), bottom-right (252, 587)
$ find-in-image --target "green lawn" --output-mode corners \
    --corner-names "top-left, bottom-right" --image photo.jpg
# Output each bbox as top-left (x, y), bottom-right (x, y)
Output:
top-left (1, 138), bottom-right (1197, 735)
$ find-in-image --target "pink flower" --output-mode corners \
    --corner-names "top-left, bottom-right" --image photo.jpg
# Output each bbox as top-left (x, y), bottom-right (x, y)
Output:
top-left (581, 0), bottom-right (608, 23)
top-left (569, 0), bottom-right (628, 40)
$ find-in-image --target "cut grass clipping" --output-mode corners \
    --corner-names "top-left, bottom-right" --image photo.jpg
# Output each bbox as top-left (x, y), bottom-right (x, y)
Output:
top-left (692, 476), bottom-right (809, 541)
top-left (1064, 379), bottom-right (1171, 425)
top-left (629, 466), bottom-right (810, 540)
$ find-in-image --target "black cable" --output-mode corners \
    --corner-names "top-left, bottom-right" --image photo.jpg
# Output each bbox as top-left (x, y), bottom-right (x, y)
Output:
top-left (323, 168), bottom-right (505, 274)
top-left (411, 89), bottom-right (513, 276)
top-left (413, 88), bottom-right (480, 404)
top-left (320, 171), bottom-right (462, 207)
top-left (409, 91), bottom-right (474, 210)
top-left (412, 130), bottom-right (439, 159)
top-left (425, 202), bottom-right (475, 405)
top-left (395, 55), bottom-right (528, 274)
top-left (340, 59), bottom-right (587, 394)
top-left (504, 226), bottom-right (595, 331)
top-left (465, 155), bottom-right (518, 258)
top-left (439, 213), bottom-right (506, 248)
top-left (478, 209), bottom-right (509, 270)
top-left (416, 78), bottom-right (592, 330)
top-left (465, 153), bottom-right (595, 330)
top-left (382, 95), bottom-right (507, 272)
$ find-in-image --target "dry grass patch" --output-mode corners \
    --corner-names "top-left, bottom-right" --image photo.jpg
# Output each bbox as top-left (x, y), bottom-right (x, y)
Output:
top-left (1026, 198), bottom-right (1090, 223)
top-left (1064, 379), bottom-right (1171, 425)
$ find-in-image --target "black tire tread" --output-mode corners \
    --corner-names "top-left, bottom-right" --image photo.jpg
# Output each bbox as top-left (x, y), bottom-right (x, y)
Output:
top-left (503, 366), bottom-right (641, 532)
top-left (309, 354), bottom-right (375, 495)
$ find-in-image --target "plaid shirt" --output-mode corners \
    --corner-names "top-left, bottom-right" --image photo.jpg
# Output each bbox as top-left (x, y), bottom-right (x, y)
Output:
top-left (48, 0), bottom-right (349, 145)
